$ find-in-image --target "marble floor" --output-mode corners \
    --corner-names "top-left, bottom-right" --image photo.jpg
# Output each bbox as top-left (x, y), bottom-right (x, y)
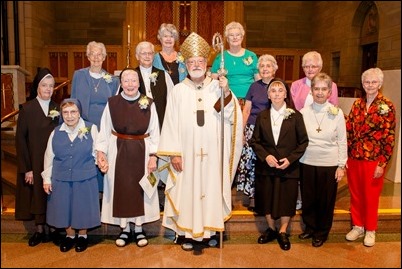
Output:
top-left (1, 179), bottom-right (401, 268)
top-left (1, 234), bottom-right (400, 268)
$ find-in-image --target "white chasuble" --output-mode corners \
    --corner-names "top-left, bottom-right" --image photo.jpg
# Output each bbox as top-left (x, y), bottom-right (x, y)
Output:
top-left (157, 76), bottom-right (243, 240)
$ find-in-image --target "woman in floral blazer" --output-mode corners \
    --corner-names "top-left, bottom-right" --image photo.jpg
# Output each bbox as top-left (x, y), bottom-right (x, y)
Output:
top-left (345, 68), bottom-right (396, 247)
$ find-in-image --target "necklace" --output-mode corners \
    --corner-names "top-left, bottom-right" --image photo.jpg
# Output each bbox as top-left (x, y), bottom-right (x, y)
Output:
top-left (165, 61), bottom-right (173, 75)
top-left (271, 113), bottom-right (283, 126)
top-left (91, 77), bottom-right (101, 92)
top-left (313, 109), bottom-right (326, 133)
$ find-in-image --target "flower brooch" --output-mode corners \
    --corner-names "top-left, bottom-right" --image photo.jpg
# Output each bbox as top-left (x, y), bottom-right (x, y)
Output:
top-left (102, 73), bottom-right (113, 83)
top-left (327, 105), bottom-right (340, 116)
top-left (283, 108), bottom-right (295, 119)
top-left (48, 109), bottom-right (60, 120)
top-left (176, 53), bottom-right (185, 64)
top-left (78, 126), bottom-right (90, 141)
top-left (379, 103), bottom-right (390, 115)
top-left (149, 72), bottom-right (159, 86)
top-left (243, 56), bottom-right (253, 66)
top-left (139, 95), bottom-right (149, 109)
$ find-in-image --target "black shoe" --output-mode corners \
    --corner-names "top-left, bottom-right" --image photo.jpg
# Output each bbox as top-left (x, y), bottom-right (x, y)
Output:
top-left (277, 232), bottom-right (291, 251)
top-left (258, 228), bottom-right (278, 244)
top-left (49, 230), bottom-right (62, 246)
top-left (248, 197), bottom-right (255, 211)
top-left (60, 237), bottom-right (76, 252)
top-left (298, 232), bottom-right (313, 240)
top-left (75, 236), bottom-right (88, 252)
top-left (174, 234), bottom-right (185, 245)
top-left (207, 235), bottom-right (218, 247)
top-left (312, 238), bottom-right (325, 247)
top-left (28, 232), bottom-right (45, 247)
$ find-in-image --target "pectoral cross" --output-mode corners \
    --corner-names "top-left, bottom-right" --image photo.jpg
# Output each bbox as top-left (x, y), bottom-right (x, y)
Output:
top-left (316, 127), bottom-right (322, 133)
top-left (196, 148), bottom-right (208, 162)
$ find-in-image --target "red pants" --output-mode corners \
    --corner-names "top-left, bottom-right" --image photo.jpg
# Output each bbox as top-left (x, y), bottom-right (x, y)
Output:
top-left (346, 159), bottom-right (384, 231)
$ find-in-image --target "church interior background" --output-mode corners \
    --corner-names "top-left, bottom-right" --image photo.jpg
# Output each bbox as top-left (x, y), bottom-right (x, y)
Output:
top-left (1, 1), bottom-right (401, 182)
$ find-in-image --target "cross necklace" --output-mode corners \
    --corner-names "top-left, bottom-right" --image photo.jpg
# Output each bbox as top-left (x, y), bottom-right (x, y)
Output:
top-left (271, 113), bottom-right (283, 126)
top-left (313, 108), bottom-right (326, 133)
top-left (91, 77), bottom-right (102, 92)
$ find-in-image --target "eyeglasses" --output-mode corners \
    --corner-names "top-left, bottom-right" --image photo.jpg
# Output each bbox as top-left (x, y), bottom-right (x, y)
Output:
top-left (139, 52), bottom-right (154, 57)
top-left (89, 53), bottom-right (103, 59)
top-left (187, 59), bottom-right (206, 66)
top-left (302, 65), bottom-right (320, 70)
top-left (363, 80), bottom-right (379, 86)
top-left (312, 87), bottom-right (329, 92)
top-left (227, 33), bottom-right (243, 39)
top-left (62, 110), bottom-right (79, 116)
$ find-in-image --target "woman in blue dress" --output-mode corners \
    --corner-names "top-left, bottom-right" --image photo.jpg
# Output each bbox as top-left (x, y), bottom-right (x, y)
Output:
top-left (42, 98), bottom-right (100, 253)
top-left (71, 41), bottom-right (119, 196)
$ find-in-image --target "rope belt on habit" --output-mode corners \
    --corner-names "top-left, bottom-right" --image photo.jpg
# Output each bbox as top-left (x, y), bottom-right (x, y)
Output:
top-left (112, 130), bottom-right (149, 140)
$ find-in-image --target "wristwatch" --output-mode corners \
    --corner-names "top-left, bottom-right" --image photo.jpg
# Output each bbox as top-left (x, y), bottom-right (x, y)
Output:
top-left (338, 166), bottom-right (345, 170)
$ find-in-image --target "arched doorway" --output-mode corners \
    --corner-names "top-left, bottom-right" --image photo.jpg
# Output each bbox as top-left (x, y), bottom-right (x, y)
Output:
top-left (359, 1), bottom-right (379, 72)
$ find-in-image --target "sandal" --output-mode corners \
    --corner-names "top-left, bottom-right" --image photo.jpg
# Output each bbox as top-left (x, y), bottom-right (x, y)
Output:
top-left (115, 232), bottom-right (132, 247)
top-left (134, 232), bottom-right (148, 247)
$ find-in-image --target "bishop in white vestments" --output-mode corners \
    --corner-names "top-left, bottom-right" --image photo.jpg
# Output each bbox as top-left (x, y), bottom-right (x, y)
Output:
top-left (157, 32), bottom-right (243, 251)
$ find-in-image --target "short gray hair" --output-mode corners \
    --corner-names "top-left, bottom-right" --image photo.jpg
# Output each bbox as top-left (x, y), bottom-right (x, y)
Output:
top-left (157, 23), bottom-right (179, 42)
top-left (258, 54), bottom-right (278, 71)
top-left (224, 21), bottom-right (245, 37)
top-left (86, 41), bottom-right (107, 58)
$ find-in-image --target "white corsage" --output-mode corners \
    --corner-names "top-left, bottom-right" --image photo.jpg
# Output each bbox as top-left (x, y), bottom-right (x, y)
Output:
top-left (243, 56), bottom-right (253, 66)
top-left (379, 103), bottom-right (390, 115)
top-left (78, 126), bottom-right (90, 141)
top-left (48, 109), bottom-right (60, 120)
top-left (283, 108), bottom-right (295, 119)
top-left (149, 72), bottom-right (159, 86)
top-left (102, 73), bottom-right (113, 83)
top-left (328, 105), bottom-right (339, 116)
top-left (176, 53), bottom-right (185, 64)
top-left (138, 95), bottom-right (149, 109)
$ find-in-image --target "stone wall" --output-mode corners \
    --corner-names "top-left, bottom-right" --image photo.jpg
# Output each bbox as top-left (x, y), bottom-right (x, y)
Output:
top-left (9, 1), bottom-right (401, 86)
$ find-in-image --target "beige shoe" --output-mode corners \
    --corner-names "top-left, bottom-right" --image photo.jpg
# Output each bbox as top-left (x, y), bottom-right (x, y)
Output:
top-left (363, 231), bottom-right (376, 247)
top-left (346, 226), bottom-right (364, 241)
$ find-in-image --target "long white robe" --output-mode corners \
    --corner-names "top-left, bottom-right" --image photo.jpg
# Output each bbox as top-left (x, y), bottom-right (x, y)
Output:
top-left (157, 76), bottom-right (243, 240)
top-left (96, 97), bottom-right (160, 228)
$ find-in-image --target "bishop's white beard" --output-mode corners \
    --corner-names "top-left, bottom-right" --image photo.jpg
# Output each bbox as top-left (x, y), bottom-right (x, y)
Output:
top-left (188, 69), bottom-right (206, 79)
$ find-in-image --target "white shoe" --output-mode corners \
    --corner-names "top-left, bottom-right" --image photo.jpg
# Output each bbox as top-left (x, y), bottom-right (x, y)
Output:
top-left (346, 226), bottom-right (364, 241)
top-left (363, 231), bottom-right (376, 247)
